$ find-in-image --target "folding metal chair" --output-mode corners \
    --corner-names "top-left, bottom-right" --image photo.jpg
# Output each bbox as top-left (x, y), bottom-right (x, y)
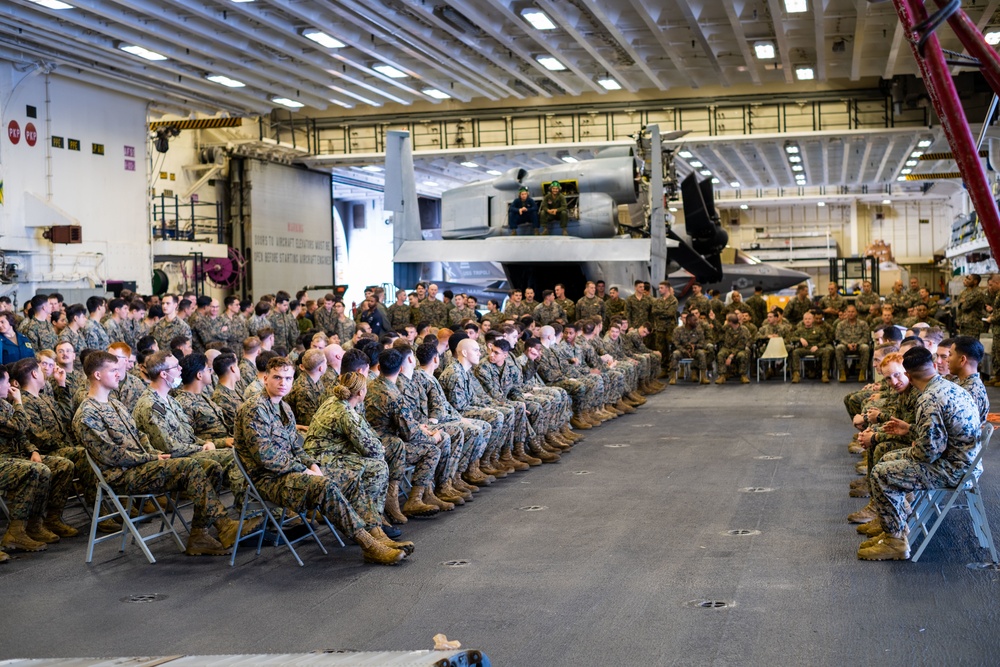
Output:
top-left (230, 451), bottom-right (342, 566)
top-left (906, 423), bottom-right (998, 563)
top-left (84, 452), bottom-right (186, 564)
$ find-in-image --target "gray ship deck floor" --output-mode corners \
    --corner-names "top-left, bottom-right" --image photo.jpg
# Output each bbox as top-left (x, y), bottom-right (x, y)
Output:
top-left (3, 382), bottom-right (1000, 666)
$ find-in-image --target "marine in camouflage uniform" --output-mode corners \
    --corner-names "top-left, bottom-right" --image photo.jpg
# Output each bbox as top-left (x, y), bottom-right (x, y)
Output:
top-left (331, 316), bottom-right (356, 345)
top-left (576, 294), bottom-right (606, 323)
top-left (151, 316), bottom-right (192, 353)
top-left (314, 303), bottom-right (338, 335)
top-left (955, 277), bottom-right (989, 336)
top-left (413, 367), bottom-right (491, 478)
top-left (604, 294), bottom-right (627, 329)
top-left (234, 391), bottom-right (365, 538)
top-left (745, 292), bottom-right (768, 327)
top-left (387, 302), bottom-right (412, 331)
top-left (286, 373), bottom-right (325, 427)
top-left (835, 314), bottom-right (871, 381)
top-left (651, 287), bottom-right (679, 360)
top-left (267, 309), bottom-right (298, 353)
top-left (59, 326), bottom-right (86, 354)
top-left (364, 374), bottom-right (442, 489)
top-left (104, 317), bottom-right (128, 345)
top-left (438, 360), bottom-right (515, 471)
top-left (572, 333), bottom-right (626, 410)
top-left (303, 398), bottom-right (389, 531)
top-left (791, 315), bottom-right (833, 380)
top-left (418, 299), bottom-right (449, 328)
top-left (22, 318), bottom-right (58, 354)
top-left (212, 384), bottom-right (243, 432)
top-left (670, 317), bottom-right (708, 379)
top-left (714, 316), bottom-right (751, 382)
top-left (449, 304), bottom-right (478, 327)
top-left (516, 351), bottom-right (574, 427)
top-left (782, 292), bottom-right (813, 326)
top-left (133, 388), bottom-right (242, 500)
top-left (533, 300), bottom-right (566, 326)
top-left (503, 297), bottom-right (532, 321)
top-left (625, 293), bottom-right (653, 333)
top-left (175, 389), bottom-right (233, 440)
top-left (1, 395), bottom-right (74, 525)
top-left (83, 318), bottom-right (111, 351)
top-left (552, 337), bottom-right (608, 411)
top-left (534, 342), bottom-right (592, 422)
top-left (622, 325), bottom-right (662, 380)
top-left (957, 373), bottom-right (989, 423)
top-left (474, 356), bottom-right (536, 455)
top-left (884, 283), bottom-right (912, 319)
top-left (868, 373), bottom-right (982, 550)
top-left (21, 383), bottom-right (95, 502)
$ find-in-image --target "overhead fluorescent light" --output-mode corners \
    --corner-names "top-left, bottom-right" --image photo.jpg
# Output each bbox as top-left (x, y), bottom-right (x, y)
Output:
top-left (230, 0), bottom-right (256, 3)
top-left (373, 64), bottom-right (407, 78)
top-left (817, 201), bottom-right (826, 207)
top-left (422, 180), bottom-right (439, 187)
top-left (795, 67), bottom-right (815, 80)
top-left (561, 155), bottom-right (579, 163)
top-left (27, 0), bottom-right (74, 8)
top-left (521, 8), bottom-right (556, 30)
top-left (668, 207), bottom-right (678, 212)
top-left (536, 56), bottom-right (566, 71)
top-left (788, 155), bottom-right (802, 163)
top-left (730, 182), bottom-right (741, 188)
top-left (678, 151), bottom-right (693, 159)
top-left (699, 170), bottom-right (712, 176)
top-left (987, 31), bottom-right (1000, 45)
top-left (119, 44), bottom-right (167, 61)
top-left (360, 165), bottom-right (383, 172)
top-left (910, 151), bottom-right (923, 158)
top-left (901, 168), bottom-right (912, 174)
top-left (486, 169), bottom-right (502, 176)
top-left (882, 199), bottom-right (891, 204)
top-left (785, 0), bottom-right (808, 13)
top-left (597, 78), bottom-right (622, 90)
top-left (905, 160), bottom-right (917, 166)
top-left (740, 204), bottom-right (749, 210)
top-left (690, 161), bottom-right (704, 168)
top-left (423, 88), bottom-right (451, 99)
top-left (917, 139), bottom-right (933, 148)
top-left (206, 74), bottom-right (245, 88)
top-left (754, 42), bottom-right (776, 60)
top-left (272, 97), bottom-right (304, 108)
top-left (785, 145), bottom-right (799, 154)
top-left (897, 176), bottom-right (907, 181)
top-left (460, 161), bottom-right (479, 168)
top-left (792, 165), bottom-right (804, 172)
top-left (711, 178), bottom-right (720, 184)
top-left (302, 29), bottom-right (345, 49)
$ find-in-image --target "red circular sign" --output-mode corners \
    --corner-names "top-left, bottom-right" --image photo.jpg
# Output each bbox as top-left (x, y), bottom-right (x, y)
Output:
top-left (7, 120), bottom-right (20, 144)
top-left (24, 122), bottom-right (37, 147)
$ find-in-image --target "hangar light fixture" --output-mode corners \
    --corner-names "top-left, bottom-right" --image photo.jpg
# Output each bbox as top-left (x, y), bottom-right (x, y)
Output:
top-left (882, 199), bottom-right (891, 204)
top-left (302, 29), bottom-right (345, 49)
top-left (987, 31), bottom-right (1000, 45)
top-left (785, 144), bottom-right (799, 154)
top-left (917, 139), bottom-right (933, 148)
top-left (791, 165), bottom-right (804, 172)
top-left (740, 204), bottom-right (749, 210)
top-left (598, 77), bottom-right (622, 90)
top-left (27, 0), bottom-right (74, 8)
top-left (361, 165), bottom-right (383, 172)
top-left (788, 155), bottom-right (801, 163)
top-left (730, 181), bottom-right (741, 188)
top-left (422, 180), bottom-right (439, 187)
top-left (901, 169), bottom-right (912, 174)
top-left (910, 151), bottom-right (923, 158)
top-left (785, 0), bottom-right (807, 12)
top-left (905, 160), bottom-right (917, 166)
top-left (536, 56), bottom-right (567, 71)
top-left (699, 169), bottom-right (712, 176)
top-left (689, 161), bottom-right (703, 167)
top-left (230, 0), bottom-right (255, 3)
top-left (487, 169), bottom-right (503, 175)
top-left (795, 67), bottom-right (814, 80)
top-left (817, 201), bottom-right (826, 207)
top-left (754, 42), bottom-right (776, 59)
top-left (423, 88), bottom-right (451, 99)
top-left (373, 64), bottom-right (408, 78)
top-left (461, 161), bottom-right (479, 168)
top-left (678, 151), bottom-right (693, 159)
top-left (206, 74), bottom-right (245, 88)
top-left (119, 44), bottom-right (167, 61)
top-left (711, 178), bottom-right (720, 184)
top-left (521, 8), bottom-right (557, 30)
top-left (272, 97), bottom-right (304, 108)
top-left (561, 155), bottom-right (579, 163)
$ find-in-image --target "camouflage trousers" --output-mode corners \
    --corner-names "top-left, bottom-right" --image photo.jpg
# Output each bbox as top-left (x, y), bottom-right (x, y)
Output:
top-left (792, 346), bottom-right (833, 373)
top-left (526, 385), bottom-right (571, 431)
top-left (551, 378), bottom-right (589, 416)
top-left (567, 372), bottom-right (605, 410)
top-left (835, 344), bottom-right (871, 375)
top-left (254, 470), bottom-right (365, 536)
top-left (618, 358), bottom-right (642, 390)
top-left (48, 445), bottom-right (98, 506)
top-left (500, 399), bottom-right (535, 445)
top-left (190, 449), bottom-right (246, 506)
top-left (441, 417), bottom-right (490, 474)
top-left (0, 458), bottom-right (52, 520)
top-left (432, 422), bottom-right (466, 484)
top-left (596, 368), bottom-right (625, 403)
top-left (671, 349), bottom-right (707, 373)
top-left (462, 406), bottom-right (510, 461)
top-left (844, 388), bottom-right (874, 418)
top-left (315, 453), bottom-right (389, 530)
top-left (716, 348), bottom-right (748, 377)
top-left (871, 451), bottom-right (959, 535)
top-left (865, 435), bottom-right (910, 491)
top-left (992, 334), bottom-right (1000, 379)
top-left (383, 433), bottom-right (443, 488)
top-left (654, 328), bottom-right (675, 360)
top-left (105, 458), bottom-right (228, 530)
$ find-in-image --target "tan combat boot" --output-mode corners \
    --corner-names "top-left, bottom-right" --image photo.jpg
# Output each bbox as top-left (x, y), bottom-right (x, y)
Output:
top-left (616, 399), bottom-right (636, 414)
top-left (545, 433), bottom-right (569, 451)
top-left (532, 438), bottom-right (561, 463)
top-left (857, 519), bottom-right (885, 537)
top-left (44, 512), bottom-right (79, 538)
top-left (355, 529), bottom-right (407, 565)
top-left (184, 527), bottom-right (231, 556)
top-left (740, 374), bottom-right (750, 384)
top-left (215, 515), bottom-right (264, 549)
top-left (371, 525), bottom-right (415, 555)
top-left (699, 371), bottom-right (710, 385)
top-left (451, 476), bottom-right (476, 499)
top-left (402, 486), bottom-right (441, 518)
top-left (847, 501), bottom-right (877, 524)
top-left (422, 486), bottom-right (456, 511)
top-left (839, 369), bottom-right (847, 382)
top-left (858, 534), bottom-right (910, 561)
top-left (2, 520), bottom-right (48, 552)
top-left (561, 425), bottom-right (583, 441)
top-left (668, 370), bottom-right (677, 385)
top-left (384, 481), bottom-right (409, 524)
top-left (514, 441), bottom-right (542, 466)
top-left (570, 415), bottom-right (593, 430)
top-left (791, 372), bottom-right (801, 384)
top-left (26, 517), bottom-right (60, 544)
top-left (821, 370), bottom-right (830, 383)
top-left (0, 549), bottom-right (9, 563)
top-left (500, 448), bottom-right (528, 471)
top-left (715, 374), bottom-right (726, 385)
top-left (462, 460), bottom-right (491, 487)
top-left (436, 480), bottom-right (466, 505)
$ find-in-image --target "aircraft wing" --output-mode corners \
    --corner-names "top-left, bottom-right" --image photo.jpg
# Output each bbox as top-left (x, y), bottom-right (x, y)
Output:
top-left (394, 237), bottom-right (677, 264)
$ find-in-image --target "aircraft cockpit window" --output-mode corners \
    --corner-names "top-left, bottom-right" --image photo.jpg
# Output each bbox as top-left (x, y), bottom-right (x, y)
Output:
top-left (733, 249), bottom-right (761, 265)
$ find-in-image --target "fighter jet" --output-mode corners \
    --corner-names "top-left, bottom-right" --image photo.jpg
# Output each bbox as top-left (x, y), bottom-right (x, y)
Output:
top-left (386, 126), bottom-right (808, 299)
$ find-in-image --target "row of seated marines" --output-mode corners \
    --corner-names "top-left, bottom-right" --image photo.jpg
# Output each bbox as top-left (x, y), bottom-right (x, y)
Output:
top-left (841, 325), bottom-right (989, 561)
top-left (0, 315), bottom-right (666, 565)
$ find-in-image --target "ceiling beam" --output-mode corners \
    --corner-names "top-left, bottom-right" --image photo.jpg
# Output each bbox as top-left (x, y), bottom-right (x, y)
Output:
top-left (624, 0), bottom-right (697, 88)
top-left (765, 0), bottom-right (794, 84)
top-left (850, 0), bottom-right (869, 81)
top-left (535, 0), bottom-right (638, 93)
top-left (721, 1), bottom-right (760, 85)
top-left (854, 138), bottom-right (875, 185)
top-left (814, 0), bottom-right (827, 82)
top-left (819, 138), bottom-right (830, 184)
top-left (574, 0), bottom-right (667, 90)
top-left (873, 136), bottom-right (898, 183)
top-left (672, 0), bottom-right (731, 86)
top-left (883, 21), bottom-right (905, 80)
